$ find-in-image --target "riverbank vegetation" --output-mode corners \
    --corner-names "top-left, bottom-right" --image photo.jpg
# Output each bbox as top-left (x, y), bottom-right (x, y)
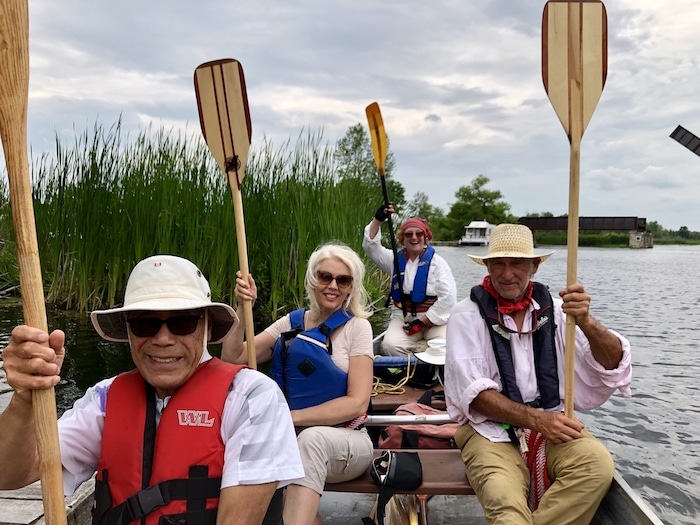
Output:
top-left (0, 122), bottom-right (395, 327)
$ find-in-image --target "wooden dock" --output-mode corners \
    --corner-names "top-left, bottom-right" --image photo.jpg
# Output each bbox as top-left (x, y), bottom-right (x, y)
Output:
top-left (0, 479), bottom-right (94, 525)
top-left (0, 367), bottom-right (94, 525)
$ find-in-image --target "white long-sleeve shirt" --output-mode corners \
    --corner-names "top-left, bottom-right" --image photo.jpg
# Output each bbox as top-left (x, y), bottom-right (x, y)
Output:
top-left (362, 223), bottom-right (457, 325)
top-left (444, 292), bottom-right (632, 442)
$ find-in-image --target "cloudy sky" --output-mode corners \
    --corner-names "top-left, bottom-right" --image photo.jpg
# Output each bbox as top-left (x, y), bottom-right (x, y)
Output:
top-left (8, 0), bottom-right (700, 230)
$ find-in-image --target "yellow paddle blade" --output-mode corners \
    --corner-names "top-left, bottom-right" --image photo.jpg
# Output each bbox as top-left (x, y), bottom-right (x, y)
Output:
top-left (542, 0), bottom-right (607, 142)
top-left (194, 58), bottom-right (252, 178)
top-left (366, 102), bottom-right (388, 177)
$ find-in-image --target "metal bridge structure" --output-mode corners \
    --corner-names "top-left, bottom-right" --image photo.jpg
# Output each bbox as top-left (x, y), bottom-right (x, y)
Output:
top-left (518, 216), bottom-right (647, 232)
top-left (517, 216), bottom-right (652, 248)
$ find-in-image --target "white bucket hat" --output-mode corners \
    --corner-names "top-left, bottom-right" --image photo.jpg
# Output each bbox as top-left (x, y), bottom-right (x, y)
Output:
top-left (414, 338), bottom-right (446, 366)
top-left (468, 224), bottom-right (553, 266)
top-left (91, 255), bottom-right (238, 344)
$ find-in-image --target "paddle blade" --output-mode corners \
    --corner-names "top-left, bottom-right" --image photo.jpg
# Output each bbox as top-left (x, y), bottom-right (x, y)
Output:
top-left (194, 58), bottom-right (252, 177)
top-left (542, 1), bottom-right (607, 142)
top-left (366, 102), bottom-right (388, 176)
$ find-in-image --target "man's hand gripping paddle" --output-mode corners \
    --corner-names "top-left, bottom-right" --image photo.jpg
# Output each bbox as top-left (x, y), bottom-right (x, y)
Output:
top-left (366, 102), bottom-right (408, 320)
top-left (194, 59), bottom-right (257, 369)
top-left (0, 1), bottom-right (67, 523)
top-left (542, 0), bottom-right (607, 417)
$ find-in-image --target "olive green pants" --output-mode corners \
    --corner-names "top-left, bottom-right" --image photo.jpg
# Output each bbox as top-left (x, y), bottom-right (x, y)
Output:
top-left (455, 423), bottom-right (614, 525)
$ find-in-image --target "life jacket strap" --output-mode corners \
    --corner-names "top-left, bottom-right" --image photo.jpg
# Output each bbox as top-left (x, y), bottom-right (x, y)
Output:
top-left (97, 466), bottom-right (220, 525)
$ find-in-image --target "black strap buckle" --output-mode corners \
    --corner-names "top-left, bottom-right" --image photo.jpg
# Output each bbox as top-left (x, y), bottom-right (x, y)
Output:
top-left (137, 484), bottom-right (168, 515)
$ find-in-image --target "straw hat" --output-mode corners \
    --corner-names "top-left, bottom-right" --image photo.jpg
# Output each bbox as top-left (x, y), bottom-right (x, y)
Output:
top-left (414, 338), bottom-right (446, 366)
top-left (91, 255), bottom-right (238, 343)
top-left (468, 224), bottom-right (553, 266)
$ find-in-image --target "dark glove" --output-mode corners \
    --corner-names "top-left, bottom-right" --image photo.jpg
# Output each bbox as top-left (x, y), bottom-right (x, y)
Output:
top-left (403, 319), bottom-right (424, 335)
top-left (374, 204), bottom-right (392, 222)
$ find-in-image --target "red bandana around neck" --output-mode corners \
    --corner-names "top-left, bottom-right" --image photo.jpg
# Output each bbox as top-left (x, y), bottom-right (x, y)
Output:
top-left (481, 275), bottom-right (533, 315)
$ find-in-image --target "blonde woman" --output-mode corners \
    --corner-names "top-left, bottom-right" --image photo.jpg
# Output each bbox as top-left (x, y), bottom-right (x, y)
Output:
top-left (222, 243), bottom-right (374, 525)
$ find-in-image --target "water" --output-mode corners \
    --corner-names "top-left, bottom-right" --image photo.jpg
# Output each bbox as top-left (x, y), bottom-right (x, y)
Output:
top-left (1, 245), bottom-right (698, 523)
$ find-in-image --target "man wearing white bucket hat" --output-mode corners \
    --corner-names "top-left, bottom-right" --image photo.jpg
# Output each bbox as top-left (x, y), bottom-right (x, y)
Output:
top-left (0, 255), bottom-right (303, 525)
top-left (444, 224), bottom-right (633, 524)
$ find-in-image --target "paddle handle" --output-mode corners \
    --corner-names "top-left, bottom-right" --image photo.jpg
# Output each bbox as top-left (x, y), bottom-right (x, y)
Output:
top-left (564, 139), bottom-right (581, 418)
top-left (229, 180), bottom-right (257, 369)
top-left (0, 1), bottom-right (67, 523)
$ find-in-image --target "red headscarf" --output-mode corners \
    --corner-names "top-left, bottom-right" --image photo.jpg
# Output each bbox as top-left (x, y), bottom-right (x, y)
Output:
top-left (400, 217), bottom-right (433, 241)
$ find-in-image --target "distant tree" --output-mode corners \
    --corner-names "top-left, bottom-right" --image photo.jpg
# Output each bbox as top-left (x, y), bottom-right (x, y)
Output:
top-left (403, 191), bottom-right (444, 225)
top-left (439, 175), bottom-right (516, 240)
top-left (678, 226), bottom-right (690, 239)
top-left (333, 123), bottom-right (405, 209)
top-left (646, 220), bottom-right (662, 235)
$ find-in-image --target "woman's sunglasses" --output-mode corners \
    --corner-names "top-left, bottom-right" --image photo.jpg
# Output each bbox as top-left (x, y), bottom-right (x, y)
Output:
top-left (403, 231), bottom-right (425, 239)
top-left (316, 270), bottom-right (353, 289)
top-left (127, 314), bottom-right (202, 337)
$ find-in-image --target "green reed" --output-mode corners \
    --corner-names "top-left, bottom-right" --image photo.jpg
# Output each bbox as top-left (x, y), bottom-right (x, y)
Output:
top-left (1, 121), bottom-right (389, 327)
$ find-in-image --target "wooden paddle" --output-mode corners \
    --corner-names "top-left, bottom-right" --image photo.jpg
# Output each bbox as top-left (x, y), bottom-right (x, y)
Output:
top-left (194, 59), bottom-right (257, 369)
top-left (0, 1), bottom-right (67, 523)
top-left (365, 102), bottom-right (408, 319)
top-left (542, 0), bottom-right (607, 417)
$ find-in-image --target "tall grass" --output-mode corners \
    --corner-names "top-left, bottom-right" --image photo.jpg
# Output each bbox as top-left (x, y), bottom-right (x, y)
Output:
top-left (0, 121), bottom-right (389, 328)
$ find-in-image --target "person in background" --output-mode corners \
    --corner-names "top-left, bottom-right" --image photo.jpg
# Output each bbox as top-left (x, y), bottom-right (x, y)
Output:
top-left (444, 223), bottom-right (633, 524)
top-left (0, 255), bottom-right (303, 525)
top-left (222, 243), bottom-right (374, 525)
top-left (363, 204), bottom-right (457, 355)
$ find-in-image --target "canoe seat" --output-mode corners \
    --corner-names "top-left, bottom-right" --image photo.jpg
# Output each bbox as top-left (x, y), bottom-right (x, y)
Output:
top-left (324, 449), bottom-right (474, 496)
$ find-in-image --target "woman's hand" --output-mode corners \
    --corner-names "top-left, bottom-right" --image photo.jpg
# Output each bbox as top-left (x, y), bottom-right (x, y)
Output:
top-left (235, 271), bottom-right (257, 305)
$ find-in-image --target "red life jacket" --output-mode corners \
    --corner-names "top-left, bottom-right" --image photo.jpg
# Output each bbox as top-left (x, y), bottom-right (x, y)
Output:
top-left (92, 358), bottom-right (243, 525)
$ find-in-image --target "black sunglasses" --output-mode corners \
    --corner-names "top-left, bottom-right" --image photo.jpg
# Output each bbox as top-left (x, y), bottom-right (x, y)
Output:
top-left (316, 270), bottom-right (353, 289)
top-left (127, 314), bottom-right (203, 338)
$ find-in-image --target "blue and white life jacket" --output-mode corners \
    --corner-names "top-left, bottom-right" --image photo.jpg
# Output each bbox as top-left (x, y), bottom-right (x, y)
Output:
top-left (391, 246), bottom-right (437, 314)
top-left (270, 308), bottom-right (353, 410)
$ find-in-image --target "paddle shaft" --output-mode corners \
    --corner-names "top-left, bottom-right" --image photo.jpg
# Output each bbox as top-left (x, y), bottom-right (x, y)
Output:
top-left (380, 177), bottom-right (408, 319)
top-left (229, 175), bottom-right (257, 370)
top-left (565, 139), bottom-right (581, 417)
top-left (0, 1), bottom-right (67, 523)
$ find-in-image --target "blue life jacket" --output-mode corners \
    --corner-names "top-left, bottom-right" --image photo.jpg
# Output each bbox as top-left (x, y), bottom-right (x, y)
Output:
top-left (391, 246), bottom-right (436, 312)
top-left (470, 283), bottom-right (559, 442)
top-left (270, 308), bottom-right (353, 410)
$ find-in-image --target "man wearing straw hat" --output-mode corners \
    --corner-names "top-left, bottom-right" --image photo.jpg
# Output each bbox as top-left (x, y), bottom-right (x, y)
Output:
top-left (444, 223), bottom-right (632, 524)
top-left (0, 255), bottom-right (303, 525)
